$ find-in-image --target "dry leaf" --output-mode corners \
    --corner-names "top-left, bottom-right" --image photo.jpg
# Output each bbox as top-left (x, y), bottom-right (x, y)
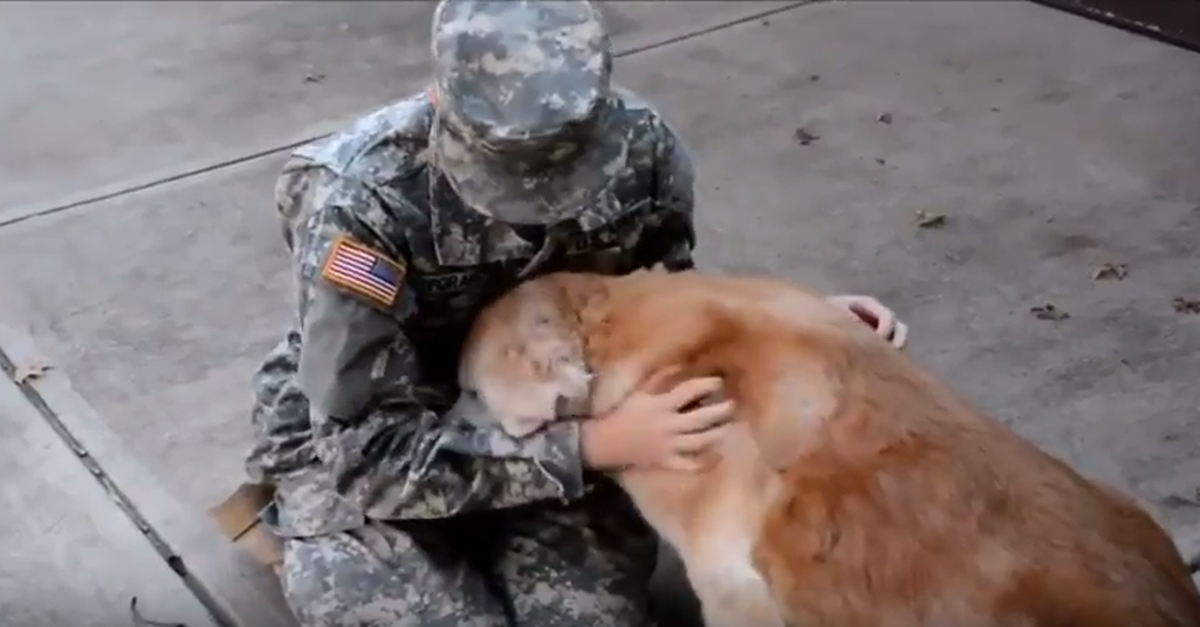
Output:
top-left (13, 362), bottom-right (51, 384)
top-left (793, 127), bottom-right (819, 146)
top-left (1162, 490), bottom-right (1200, 509)
top-left (1163, 494), bottom-right (1200, 509)
top-left (1030, 304), bottom-right (1069, 321)
top-left (130, 597), bottom-right (185, 627)
top-left (915, 210), bottom-right (947, 228)
top-left (1172, 297), bottom-right (1200, 314)
top-left (877, 112), bottom-right (893, 125)
top-left (1091, 263), bottom-right (1128, 281)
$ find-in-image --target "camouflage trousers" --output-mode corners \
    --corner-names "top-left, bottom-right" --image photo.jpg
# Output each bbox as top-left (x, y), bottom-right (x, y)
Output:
top-left (279, 481), bottom-right (661, 627)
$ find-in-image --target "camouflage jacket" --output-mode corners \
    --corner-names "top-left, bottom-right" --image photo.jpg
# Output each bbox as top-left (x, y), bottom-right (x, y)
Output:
top-left (245, 89), bottom-right (697, 537)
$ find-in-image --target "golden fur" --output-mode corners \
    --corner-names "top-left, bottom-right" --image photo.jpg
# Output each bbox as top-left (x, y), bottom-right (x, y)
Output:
top-left (448, 268), bottom-right (1200, 627)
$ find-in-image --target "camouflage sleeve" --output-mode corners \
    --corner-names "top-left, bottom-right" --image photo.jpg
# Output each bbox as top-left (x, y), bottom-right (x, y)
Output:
top-left (634, 114), bottom-right (698, 271)
top-left (292, 173), bottom-right (585, 522)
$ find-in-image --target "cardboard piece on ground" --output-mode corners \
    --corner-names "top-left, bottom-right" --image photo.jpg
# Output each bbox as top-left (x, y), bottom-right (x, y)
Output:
top-left (209, 482), bottom-right (284, 576)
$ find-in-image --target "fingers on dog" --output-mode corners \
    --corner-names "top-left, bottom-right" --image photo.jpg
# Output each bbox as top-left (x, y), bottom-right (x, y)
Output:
top-left (638, 364), bottom-right (685, 395)
top-left (674, 400), bottom-right (735, 434)
top-left (671, 423), bottom-right (733, 455)
top-left (662, 455), bottom-right (708, 473)
top-left (665, 376), bottom-right (725, 409)
top-left (869, 304), bottom-right (894, 337)
top-left (891, 321), bottom-right (909, 349)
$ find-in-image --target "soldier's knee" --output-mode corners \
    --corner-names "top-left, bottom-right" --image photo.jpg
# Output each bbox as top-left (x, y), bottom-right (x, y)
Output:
top-left (280, 534), bottom-right (382, 627)
top-left (279, 527), bottom-right (508, 627)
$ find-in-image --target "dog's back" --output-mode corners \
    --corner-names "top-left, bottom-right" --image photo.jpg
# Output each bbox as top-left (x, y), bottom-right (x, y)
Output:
top-left (604, 271), bottom-right (1200, 626)
top-left (457, 269), bottom-right (1200, 627)
top-left (754, 342), bottom-right (1200, 626)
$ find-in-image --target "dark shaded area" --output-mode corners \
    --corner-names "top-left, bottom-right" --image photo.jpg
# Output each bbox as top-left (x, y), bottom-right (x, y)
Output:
top-left (650, 547), bottom-right (704, 627)
top-left (1032, 0), bottom-right (1200, 54)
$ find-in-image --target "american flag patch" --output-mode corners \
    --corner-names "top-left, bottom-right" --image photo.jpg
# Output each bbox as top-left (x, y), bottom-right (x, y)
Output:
top-left (320, 237), bottom-right (405, 307)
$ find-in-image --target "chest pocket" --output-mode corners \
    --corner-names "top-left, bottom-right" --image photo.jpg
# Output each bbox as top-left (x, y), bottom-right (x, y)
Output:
top-left (407, 270), bottom-right (498, 326)
top-left (403, 269), bottom-right (509, 386)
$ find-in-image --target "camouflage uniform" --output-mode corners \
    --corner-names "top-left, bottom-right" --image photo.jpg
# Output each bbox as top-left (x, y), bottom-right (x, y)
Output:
top-left (245, 1), bottom-right (697, 625)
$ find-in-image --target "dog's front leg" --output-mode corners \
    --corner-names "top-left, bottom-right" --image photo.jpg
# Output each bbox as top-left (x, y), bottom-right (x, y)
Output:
top-left (687, 560), bottom-right (788, 627)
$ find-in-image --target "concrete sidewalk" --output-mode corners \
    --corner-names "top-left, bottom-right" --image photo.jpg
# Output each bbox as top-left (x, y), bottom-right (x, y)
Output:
top-left (1, 1), bottom-right (1198, 624)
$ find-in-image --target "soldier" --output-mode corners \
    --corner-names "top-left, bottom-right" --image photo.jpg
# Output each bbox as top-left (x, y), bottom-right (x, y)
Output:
top-left (245, 0), bottom-right (909, 625)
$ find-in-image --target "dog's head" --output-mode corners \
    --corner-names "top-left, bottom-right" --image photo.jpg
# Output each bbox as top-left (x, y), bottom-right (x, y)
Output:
top-left (446, 275), bottom-right (597, 438)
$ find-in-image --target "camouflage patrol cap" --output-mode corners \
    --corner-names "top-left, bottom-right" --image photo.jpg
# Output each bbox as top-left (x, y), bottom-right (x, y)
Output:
top-left (430, 0), bottom-right (628, 224)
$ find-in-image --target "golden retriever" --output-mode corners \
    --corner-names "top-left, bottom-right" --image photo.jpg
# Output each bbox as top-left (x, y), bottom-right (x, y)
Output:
top-left (446, 268), bottom-right (1200, 627)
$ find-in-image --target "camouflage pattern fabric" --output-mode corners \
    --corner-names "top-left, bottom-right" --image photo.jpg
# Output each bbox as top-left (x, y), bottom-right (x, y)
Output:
top-left (430, 0), bottom-right (623, 225)
top-left (280, 482), bottom-right (658, 627)
top-left (246, 0), bottom-right (696, 624)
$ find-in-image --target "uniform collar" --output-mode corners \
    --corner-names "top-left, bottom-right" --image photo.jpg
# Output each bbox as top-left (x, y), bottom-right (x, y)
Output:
top-left (429, 172), bottom-right (633, 271)
top-left (428, 173), bottom-right (538, 268)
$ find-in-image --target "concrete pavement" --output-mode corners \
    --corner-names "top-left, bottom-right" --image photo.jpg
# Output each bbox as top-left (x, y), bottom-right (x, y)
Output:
top-left (1, 1), bottom-right (1198, 624)
top-left (0, 359), bottom-right (215, 627)
top-left (0, 0), bottom-right (805, 223)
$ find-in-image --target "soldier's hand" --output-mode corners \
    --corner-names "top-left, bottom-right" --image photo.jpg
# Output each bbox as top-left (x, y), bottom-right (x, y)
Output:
top-left (827, 294), bottom-right (909, 349)
top-left (581, 374), bottom-right (734, 472)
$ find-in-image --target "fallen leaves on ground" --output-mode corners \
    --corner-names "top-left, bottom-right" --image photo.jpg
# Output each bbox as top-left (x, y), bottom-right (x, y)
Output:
top-left (915, 209), bottom-right (947, 228)
top-left (130, 597), bottom-right (186, 627)
top-left (1030, 304), bottom-right (1069, 321)
top-left (1091, 263), bottom-right (1128, 281)
top-left (1172, 297), bottom-right (1200, 314)
top-left (1162, 488), bottom-right (1200, 509)
top-left (792, 127), bottom-right (819, 146)
top-left (12, 362), bottom-right (51, 385)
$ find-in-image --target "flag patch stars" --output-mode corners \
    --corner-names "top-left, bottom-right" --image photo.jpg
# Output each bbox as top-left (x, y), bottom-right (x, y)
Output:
top-left (320, 236), bottom-right (405, 308)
